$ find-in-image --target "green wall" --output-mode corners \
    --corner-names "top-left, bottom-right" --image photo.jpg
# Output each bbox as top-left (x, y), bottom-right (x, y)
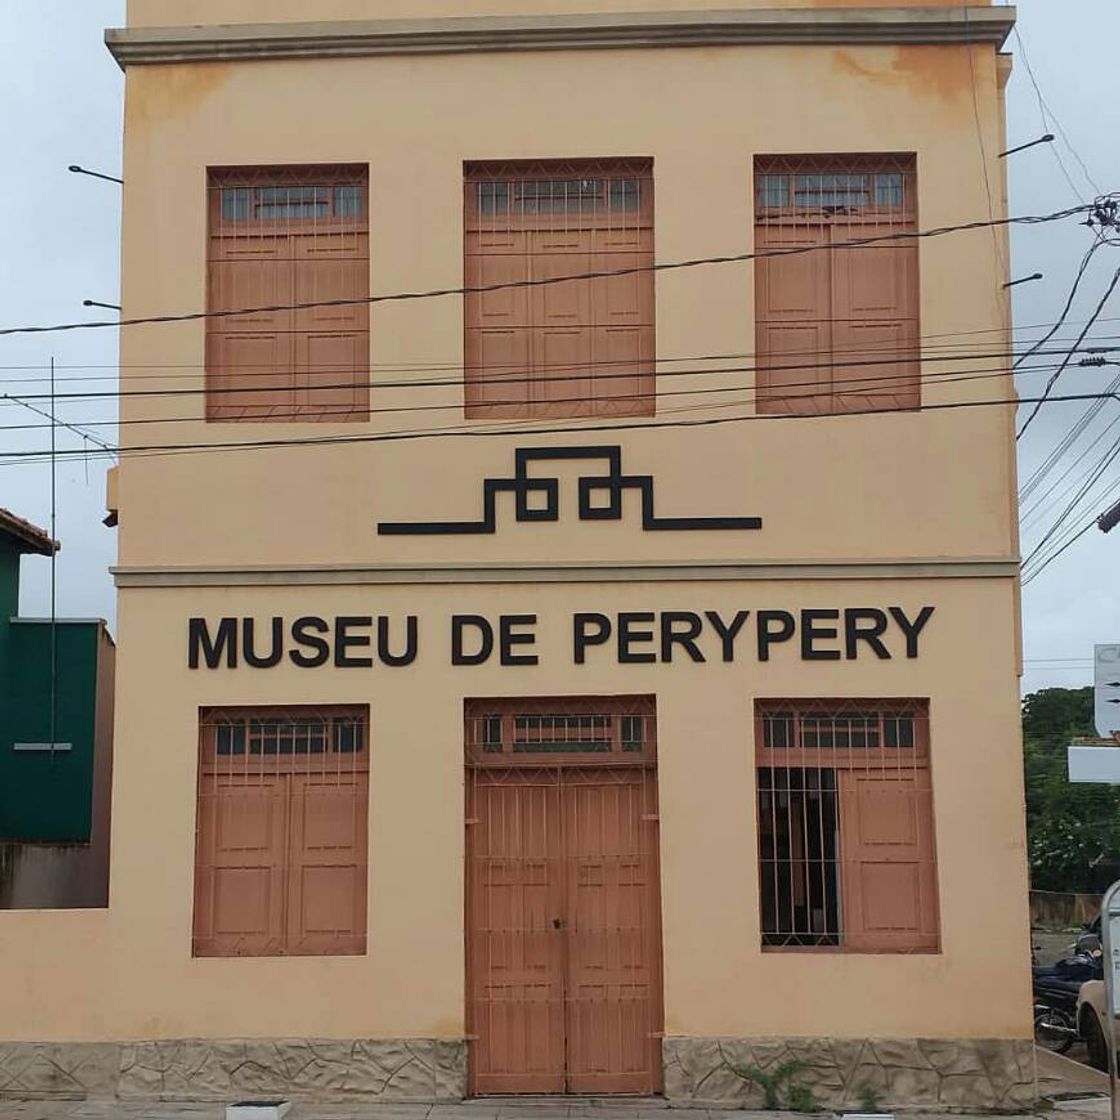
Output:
top-left (0, 542), bottom-right (20, 694)
top-left (0, 620), bottom-right (100, 843)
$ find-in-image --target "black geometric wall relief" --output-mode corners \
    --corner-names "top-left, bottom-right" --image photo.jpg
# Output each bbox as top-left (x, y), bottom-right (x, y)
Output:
top-left (376, 446), bottom-right (763, 536)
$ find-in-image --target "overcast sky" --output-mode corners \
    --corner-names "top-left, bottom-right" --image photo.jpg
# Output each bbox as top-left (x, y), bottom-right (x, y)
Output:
top-left (0, 0), bottom-right (1116, 698)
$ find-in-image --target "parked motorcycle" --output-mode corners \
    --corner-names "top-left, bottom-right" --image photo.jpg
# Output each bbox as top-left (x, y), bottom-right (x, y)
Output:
top-left (1033, 924), bottom-right (1103, 1054)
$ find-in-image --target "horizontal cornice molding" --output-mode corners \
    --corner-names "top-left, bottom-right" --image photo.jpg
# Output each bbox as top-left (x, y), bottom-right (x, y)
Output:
top-left (106, 6), bottom-right (1015, 67)
top-left (112, 557), bottom-right (1020, 588)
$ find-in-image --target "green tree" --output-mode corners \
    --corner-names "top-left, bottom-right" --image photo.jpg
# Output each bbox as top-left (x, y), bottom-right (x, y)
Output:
top-left (1023, 687), bottom-right (1120, 892)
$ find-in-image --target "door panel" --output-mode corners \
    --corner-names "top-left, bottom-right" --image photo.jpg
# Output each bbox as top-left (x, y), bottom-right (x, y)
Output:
top-left (468, 775), bottom-right (567, 1094)
top-left (564, 771), bottom-right (662, 1094)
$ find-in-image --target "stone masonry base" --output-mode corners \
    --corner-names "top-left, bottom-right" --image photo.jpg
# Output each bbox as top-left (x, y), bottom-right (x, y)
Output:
top-left (663, 1037), bottom-right (1037, 1111)
top-left (0, 1039), bottom-right (467, 1102)
top-left (0, 1035), bottom-right (1036, 1109)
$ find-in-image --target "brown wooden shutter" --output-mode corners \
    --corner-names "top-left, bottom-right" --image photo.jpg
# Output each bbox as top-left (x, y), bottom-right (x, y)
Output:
top-left (464, 161), bottom-right (654, 420)
top-left (206, 167), bottom-right (369, 423)
top-left (286, 772), bottom-right (368, 955)
top-left (193, 773), bottom-right (289, 957)
top-left (838, 770), bottom-right (939, 952)
top-left (754, 223), bottom-right (834, 415)
top-left (754, 156), bottom-right (919, 416)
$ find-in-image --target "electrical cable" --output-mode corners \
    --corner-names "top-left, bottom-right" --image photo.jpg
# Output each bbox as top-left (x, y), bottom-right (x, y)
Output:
top-left (1012, 27), bottom-right (1104, 201)
top-left (0, 357), bottom-right (1078, 435)
top-left (1017, 265), bottom-right (1120, 439)
top-left (1022, 431), bottom-right (1120, 571)
top-left (1012, 239), bottom-right (1106, 375)
top-left (0, 390), bottom-right (1115, 469)
top-left (0, 203), bottom-right (1095, 339)
top-left (1021, 409), bottom-right (1120, 530)
top-left (1019, 366), bottom-right (1120, 502)
top-left (2, 341), bottom-right (1110, 408)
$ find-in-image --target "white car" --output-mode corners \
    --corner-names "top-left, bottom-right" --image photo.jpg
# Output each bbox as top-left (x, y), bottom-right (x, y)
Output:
top-left (1077, 979), bottom-right (1112, 1070)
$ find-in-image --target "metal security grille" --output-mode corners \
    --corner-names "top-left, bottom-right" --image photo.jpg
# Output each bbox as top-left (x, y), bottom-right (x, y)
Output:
top-left (206, 165), bottom-right (370, 422)
top-left (465, 696), bottom-right (663, 1095)
top-left (193, 705), bottom-right (369, 958)
top-left (754, 154), bottom-right (920, 416)
top-left (755, 698), bottom-right (938, 953)
top-left (464, 159), bottom-right (655, 420)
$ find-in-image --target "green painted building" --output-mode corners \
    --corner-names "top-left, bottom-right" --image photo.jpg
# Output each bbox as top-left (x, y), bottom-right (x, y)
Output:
top-left (0, 508), bottom-right (113, 907)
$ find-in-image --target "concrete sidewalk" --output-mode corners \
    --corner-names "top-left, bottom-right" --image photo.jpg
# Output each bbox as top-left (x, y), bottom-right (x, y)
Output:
top-left (0, 1103), bottom-right (1109, 1120)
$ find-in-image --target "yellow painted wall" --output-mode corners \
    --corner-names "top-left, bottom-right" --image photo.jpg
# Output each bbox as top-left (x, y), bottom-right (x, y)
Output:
top-left (3, 578), bottom-right (1028, 1042)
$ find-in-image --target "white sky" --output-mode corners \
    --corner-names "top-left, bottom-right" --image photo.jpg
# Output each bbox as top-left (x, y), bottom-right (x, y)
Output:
top-left (0, 0), bottom-right (1116, 695)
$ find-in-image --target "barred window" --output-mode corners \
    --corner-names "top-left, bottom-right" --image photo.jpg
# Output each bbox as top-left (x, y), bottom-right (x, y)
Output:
top-left (206, 165), bottom-right (370, 423)
top-left (756, 699), bottom-right (938, 953)
top-left (464, 159), bottom-right (655, 420)
top-left (193, 705), bottom-right (369, 958)
top-left (754, 154), bottom-right (920, 417)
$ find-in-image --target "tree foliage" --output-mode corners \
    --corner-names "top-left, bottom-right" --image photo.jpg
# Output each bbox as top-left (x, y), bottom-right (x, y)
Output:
top-left (1023, 687), bottom-right (1120, 892)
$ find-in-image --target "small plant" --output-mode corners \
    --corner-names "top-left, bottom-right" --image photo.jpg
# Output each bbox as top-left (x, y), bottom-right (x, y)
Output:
top-left (723, 1057), bottom-right (821, 1111)
top-left (857, 1081), bottom-right (884, 1113)
top-left (787, 1082), bottom-right (822, 1113)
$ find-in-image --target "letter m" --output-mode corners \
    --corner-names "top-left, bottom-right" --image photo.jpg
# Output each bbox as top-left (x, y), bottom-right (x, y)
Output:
top-left (189, 617), bottom-right (238, 669)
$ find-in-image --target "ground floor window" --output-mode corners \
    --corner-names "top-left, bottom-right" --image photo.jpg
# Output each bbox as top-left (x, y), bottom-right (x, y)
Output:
top-left (755, 699), bottom-right (938, 953)
top-left (192, 705), bottom-right (369, 958)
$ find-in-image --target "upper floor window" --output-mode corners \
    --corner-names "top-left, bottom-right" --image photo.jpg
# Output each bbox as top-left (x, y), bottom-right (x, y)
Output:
top-left (206, 165), bottom-right (370, 423)
top-left (754, 155), bottom-right (919, 416)
top-left (464, 159), bottom-right (655, 420)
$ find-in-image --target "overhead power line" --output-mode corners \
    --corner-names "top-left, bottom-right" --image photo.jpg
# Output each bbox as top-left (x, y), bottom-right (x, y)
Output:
top-left (0, 357), bottom-right (1086, 436)
top-left (1, 342), bottom-right (1110, 408)
top-left (0, 390), bottom-right (1115, 471)
top-left (1018, 266), bottom-right (1120, 439)
top-left (0, 203), bottom-right (1095, 339)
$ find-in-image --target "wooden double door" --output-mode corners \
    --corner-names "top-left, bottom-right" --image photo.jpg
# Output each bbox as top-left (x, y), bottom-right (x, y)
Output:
top-left (466, 762), bottom-right (663, 1095)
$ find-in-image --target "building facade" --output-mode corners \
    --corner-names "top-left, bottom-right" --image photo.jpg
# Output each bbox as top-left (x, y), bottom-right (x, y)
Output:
top-left (0, 0), bottom-right (1033, 1107)
top-left (0, 508), bottom-right (114, 909)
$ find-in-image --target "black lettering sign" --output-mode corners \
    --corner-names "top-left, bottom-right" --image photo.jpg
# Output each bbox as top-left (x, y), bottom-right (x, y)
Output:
top-left (335, 616), bottom-right (374, 668)
top-left (188, 617), bottom-right (237, 669)
top-left (844, 608), bottom-right (891, 660)
top-left (574, 613), bottom-right (611, 664)
top-left (660, 612), bottom-right (705, 663)
top-left (378, 615), bottom-right (418, 667)
top-left (500, 615), bottom-right (539, 666)
top-left (705, 610), bottom-right (750, 663)
top-left (452, 615), bottom-right (494, 666)
top-left (890, 606), bottom-right (936, 659)
top-left (757, 610), bottom-right (796, 662)
top-left (243, 617), bottom-right (283, 669)
top-left (801, 609), bottom-right (841, 662)
top-left (289, 616), bottom-right (331, 668)
top-left (618, 612), bottom-right (657, 664)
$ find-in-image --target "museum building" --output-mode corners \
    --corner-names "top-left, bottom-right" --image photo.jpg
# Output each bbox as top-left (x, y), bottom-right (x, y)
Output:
top-left (0, 0), bottom-right (1035, 1108)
